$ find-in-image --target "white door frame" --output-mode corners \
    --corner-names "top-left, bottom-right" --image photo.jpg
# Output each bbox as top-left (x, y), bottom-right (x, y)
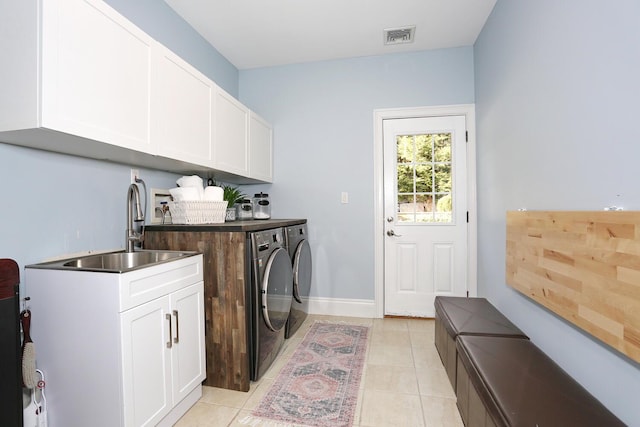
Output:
top-left (373, 104), bottom-right (478, 318)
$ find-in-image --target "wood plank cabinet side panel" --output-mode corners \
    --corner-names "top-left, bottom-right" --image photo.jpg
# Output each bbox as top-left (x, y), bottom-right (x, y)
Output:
top-left (144, 230), bottom-right (250, 391)
top-left (215, 231), bottom-right (249, 390)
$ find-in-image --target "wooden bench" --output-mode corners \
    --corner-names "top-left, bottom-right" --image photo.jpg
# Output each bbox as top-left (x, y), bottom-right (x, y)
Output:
top-left (455, 335), bottom-right (624, 427)
top-left (434, 296), bottom-right (528, 390)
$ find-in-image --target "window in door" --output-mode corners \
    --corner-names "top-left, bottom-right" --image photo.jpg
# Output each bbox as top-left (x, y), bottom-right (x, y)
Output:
top-left (396, 132), bottom-right (453, 223)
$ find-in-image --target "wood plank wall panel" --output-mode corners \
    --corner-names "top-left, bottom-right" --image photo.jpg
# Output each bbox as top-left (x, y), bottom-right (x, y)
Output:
top-left (145, 230), bottom-right (251, 391)
top-left (506, 211), bottom-right (640, 363)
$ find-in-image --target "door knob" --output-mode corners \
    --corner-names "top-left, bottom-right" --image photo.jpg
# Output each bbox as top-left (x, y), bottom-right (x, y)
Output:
top-left (387, 230), bottom-right (402, 237)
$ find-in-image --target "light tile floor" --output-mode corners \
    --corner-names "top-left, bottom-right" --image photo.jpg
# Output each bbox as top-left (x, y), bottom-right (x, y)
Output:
top-left (175, 315), bottom-right (464, 427)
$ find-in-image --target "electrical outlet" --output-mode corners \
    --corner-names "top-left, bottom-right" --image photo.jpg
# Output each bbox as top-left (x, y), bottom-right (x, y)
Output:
top-left (130, 169), bottom-right (139, 184)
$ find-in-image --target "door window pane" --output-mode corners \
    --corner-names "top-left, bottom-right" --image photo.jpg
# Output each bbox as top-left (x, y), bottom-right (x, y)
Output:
top-left (415, 165), bottom-right (432, 192)
top-left (397, 136), bottom-right (414, 163)
top-left (434, 135), bottom-right (451, 162)
top-left (397, 194), bottom-right (415, 222)
top-left (435, 194), bottom-right (453, 223)
top-left (397, 165), bottom-right (414, 193)
top-left (415, 135), bottom-right (433, 162)
top-left (434, 164), bottom-right (451, 193)
top-left (396, 133), bottom-right (453, 223)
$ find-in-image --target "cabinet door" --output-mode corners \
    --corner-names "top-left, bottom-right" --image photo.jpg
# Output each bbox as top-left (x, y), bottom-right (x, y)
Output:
top-left (170, 282), bottom-right (206, 403)
top-left (121, 296), bottom-right (172, 426)
top-left (41, 0), bottom-right (153, 153)
top-left (213, 88), bottom-right (249, 176)
top-left (152, 46), bottom-right (213, 166)
top-left (249, 112), bottom-right (273, 182)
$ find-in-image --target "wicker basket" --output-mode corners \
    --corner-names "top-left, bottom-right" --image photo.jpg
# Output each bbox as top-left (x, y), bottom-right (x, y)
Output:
top-left (168, 200), bottom-right (228, 224)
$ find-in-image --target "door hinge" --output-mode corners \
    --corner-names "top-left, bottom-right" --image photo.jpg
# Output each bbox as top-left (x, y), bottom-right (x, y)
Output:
top-left (466, 211), bottom-right (469, 223)
top-left (465, 130), bottom-right (468, 142)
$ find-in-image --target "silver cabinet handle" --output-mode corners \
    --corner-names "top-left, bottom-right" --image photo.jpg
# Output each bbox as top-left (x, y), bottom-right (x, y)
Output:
top-left (386, 216), bottom-right (394, 222)
top-left (166, 313), bottom-right (172, 349)
top-left (387, 230), bottom-right (402, 237)
top-left (173, 310), bottom-right (179, 344)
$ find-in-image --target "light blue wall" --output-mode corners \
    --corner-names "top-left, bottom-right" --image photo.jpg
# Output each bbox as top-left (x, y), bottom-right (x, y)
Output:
top-left (474, 1), bottom-right (640, 424)
top-left (104, 0), bottom-right (238, 96)
top-left (0, 145), bottom-right (178, 266)
top-left (239, 48), bottom-right (475, 300)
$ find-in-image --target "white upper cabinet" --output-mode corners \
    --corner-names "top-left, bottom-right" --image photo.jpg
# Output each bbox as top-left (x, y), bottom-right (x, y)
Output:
top-left (0, 0), bottom-right (273, 183)
top-left (152, 46), bottom-right (213, 166)
top-left (249, 112), bottom-right (273, 182)
top-left (0, 0), bottom-right (154, 152)
top-left (43, 0), bottom-right (153, 152)
top-left (213, 88), bottom-right (250, 176)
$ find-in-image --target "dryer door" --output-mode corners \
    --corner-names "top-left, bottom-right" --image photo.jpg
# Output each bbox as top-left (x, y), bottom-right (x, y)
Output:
top-left (261, 247), bottom-right (293, 331)
top-left (292, 240), bottom-right (312, 303)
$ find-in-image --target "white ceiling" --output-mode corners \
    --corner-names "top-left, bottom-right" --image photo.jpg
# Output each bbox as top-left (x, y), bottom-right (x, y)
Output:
top-left (164, 0), bottom-right (497, 70)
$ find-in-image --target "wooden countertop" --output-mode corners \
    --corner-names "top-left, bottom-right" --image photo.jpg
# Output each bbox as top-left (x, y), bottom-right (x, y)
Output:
top-left (145, 218), bottom-right (306, 232)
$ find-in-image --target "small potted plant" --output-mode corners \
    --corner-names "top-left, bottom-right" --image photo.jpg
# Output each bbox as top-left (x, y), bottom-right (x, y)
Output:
top-left (222, 184), bottom-right (245, 221)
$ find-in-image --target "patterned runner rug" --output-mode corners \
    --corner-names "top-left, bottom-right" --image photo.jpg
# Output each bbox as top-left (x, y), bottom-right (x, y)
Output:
top-left (245, 321), bottom-right (369, 427)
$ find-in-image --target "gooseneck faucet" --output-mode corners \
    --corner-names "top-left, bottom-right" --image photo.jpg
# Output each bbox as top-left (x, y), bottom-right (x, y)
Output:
top-left (126, 183), bottom-right (145, 252)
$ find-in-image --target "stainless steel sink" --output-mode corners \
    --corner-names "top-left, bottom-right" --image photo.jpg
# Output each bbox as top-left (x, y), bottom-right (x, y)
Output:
top-left (28, 250), bottom-right (198, 273)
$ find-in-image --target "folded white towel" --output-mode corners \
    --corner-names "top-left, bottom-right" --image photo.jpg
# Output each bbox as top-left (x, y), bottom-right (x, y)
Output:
top-left (169, 187), bottom-right (201, 202)
top-left (203, 186), bottom-right (224, 201)
top-left (176, 175), bottom-right (204, 200)
top-left (176, 175), bottom-right (203, 188)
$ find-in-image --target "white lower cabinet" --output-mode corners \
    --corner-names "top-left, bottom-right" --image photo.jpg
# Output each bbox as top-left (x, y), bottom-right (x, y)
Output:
top-left (25, 253), bottom-right (205, 427)
top-left (121, 282), bottom-right (205, 426)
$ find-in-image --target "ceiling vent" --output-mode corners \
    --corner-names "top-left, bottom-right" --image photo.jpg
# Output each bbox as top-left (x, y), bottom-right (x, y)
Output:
top-left (384, 26), bottom-right (415, 45)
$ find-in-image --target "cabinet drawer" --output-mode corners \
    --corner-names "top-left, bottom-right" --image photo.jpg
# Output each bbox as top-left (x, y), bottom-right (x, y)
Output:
top-left (118, 254), bottom-right (203, 312)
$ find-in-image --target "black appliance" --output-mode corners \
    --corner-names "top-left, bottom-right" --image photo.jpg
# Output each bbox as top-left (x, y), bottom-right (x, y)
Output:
top-left (285, 223), bottom-right (312, 339)
top-left (248, 228), bottom-right (293, 380)
top-left (0, 259), bottom-right (22, 426)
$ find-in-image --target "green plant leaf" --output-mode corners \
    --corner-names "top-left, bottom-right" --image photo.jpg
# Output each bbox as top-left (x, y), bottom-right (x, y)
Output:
top-left (222, 185), bottom-right (245, 206)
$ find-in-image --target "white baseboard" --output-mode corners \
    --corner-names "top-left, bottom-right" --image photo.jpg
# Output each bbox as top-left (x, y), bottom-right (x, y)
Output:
top-left (307, 296), bottom-right (378, 318)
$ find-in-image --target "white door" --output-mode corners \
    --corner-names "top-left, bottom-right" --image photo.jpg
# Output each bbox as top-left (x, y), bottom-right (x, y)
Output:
top-left (170, 282), bottom-right (206, 403)
top-left (383, 116), bottom-right (468, 317)
top-left (120, 296), bottom-right (172, 426)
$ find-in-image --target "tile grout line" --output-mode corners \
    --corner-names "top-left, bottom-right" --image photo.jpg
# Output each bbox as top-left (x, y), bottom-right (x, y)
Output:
top-left (408, 320), bottom-right (429, 427)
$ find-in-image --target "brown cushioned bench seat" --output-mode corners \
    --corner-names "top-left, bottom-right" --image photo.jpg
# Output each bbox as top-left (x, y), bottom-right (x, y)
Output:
top-left (434, 296), bottom-right (528, 389)
top-left (455, 335), bottom-right (624, 427)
